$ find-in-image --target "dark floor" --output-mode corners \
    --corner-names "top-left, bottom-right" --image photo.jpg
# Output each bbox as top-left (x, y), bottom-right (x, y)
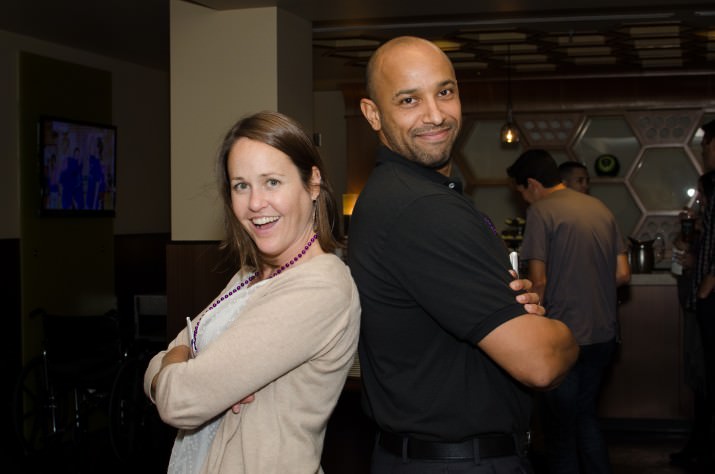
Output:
top-left (10, 417), bottom-right (713, 474)
top-left (9, 429), bottom-right (711, 474)
top-left (606, 434), bottom-right (711, 474)
top-left (8, 386), bottom-right (712, 474)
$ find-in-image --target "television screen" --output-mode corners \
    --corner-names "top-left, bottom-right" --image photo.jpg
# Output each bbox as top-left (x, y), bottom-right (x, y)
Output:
top-left (38, 116), bottom-right (117, 216)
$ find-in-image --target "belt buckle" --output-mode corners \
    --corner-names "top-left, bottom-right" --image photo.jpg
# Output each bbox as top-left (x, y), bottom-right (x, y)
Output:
top-left (516, 431), bottom-right (531, 457)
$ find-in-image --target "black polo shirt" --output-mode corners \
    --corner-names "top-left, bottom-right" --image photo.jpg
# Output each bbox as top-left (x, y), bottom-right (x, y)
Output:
top-left (348, 146), bottom-right (531, 442)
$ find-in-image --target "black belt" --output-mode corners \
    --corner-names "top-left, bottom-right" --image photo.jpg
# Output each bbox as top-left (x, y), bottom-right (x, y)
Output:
top-left (377, 431), bottom-right (517, 461)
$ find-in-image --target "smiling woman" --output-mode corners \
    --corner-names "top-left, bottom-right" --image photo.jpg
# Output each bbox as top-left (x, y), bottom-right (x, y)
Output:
top-left (143, 111), bottom-right (361, 474)
top-left (226, 136), bottom-right (321, 270)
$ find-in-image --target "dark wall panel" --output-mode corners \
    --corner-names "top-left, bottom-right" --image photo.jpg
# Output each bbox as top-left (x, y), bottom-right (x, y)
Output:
top-left (19, 52), bottom-right (113, 360)
top-left (1, 239), bottom-right (22, 452)
top-left (166, 242), bottom-right (233, 340)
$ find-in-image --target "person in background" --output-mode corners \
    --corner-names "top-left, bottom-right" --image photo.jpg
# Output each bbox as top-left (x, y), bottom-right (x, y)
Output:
top-left (144, 111), bottom-right (360, 474)
top-left (692, 170), bottom-right (715, 470)
top-left (700, 119), bottom-right (715, 172)
top-left (558, 160), bottom-right (590, 194)
top-left (507, 149), bottom-right (630, 474)
top-left (670, 171), bottom-right (715, 467)
top-left (669, 119), bottom-right (715, 469)
top-left (349, 36), bottom-right (579, 474)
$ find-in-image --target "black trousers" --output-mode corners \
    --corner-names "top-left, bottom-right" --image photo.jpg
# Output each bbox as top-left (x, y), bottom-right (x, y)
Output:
top-left (696, 293), bottom-right (715, 456)
top-left (370, 441), bottom-right (534, 474)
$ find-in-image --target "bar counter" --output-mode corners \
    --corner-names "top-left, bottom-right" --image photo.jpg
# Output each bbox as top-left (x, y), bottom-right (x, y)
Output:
top-left (598, 270), bottom-right (690, 423)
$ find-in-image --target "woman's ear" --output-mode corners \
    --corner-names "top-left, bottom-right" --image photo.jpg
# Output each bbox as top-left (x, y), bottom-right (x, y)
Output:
top-left (360, 98), bottom-right (382, 132)
top-left (310, 166), bottom-right (322, 201)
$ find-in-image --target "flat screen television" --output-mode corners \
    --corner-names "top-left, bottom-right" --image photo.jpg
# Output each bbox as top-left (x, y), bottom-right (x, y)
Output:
top-left (38, 116), bottom-right (117, 216)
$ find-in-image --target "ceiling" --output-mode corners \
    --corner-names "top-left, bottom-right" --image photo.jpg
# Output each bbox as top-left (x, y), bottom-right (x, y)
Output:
top-left (1, 0), bottom-right (713, 89)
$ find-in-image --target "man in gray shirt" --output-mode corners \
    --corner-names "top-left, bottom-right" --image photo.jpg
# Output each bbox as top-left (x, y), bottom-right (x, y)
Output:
top-left (507, 149), bottom-right (630, 474)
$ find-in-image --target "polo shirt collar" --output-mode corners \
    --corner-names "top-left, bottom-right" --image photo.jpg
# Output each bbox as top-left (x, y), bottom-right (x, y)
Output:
top-left (376, 145), bottom-right (463, 193)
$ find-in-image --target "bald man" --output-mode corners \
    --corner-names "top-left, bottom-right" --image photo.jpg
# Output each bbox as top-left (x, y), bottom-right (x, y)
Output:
top-left (347, 36), bottom-right (578, 473)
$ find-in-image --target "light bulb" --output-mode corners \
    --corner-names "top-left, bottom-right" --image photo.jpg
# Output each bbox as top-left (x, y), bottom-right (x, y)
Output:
top-left (500, 122), bottom-right (520, 145)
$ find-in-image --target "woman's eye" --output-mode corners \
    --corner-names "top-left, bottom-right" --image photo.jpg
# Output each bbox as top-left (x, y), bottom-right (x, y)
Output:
top-left (267, 178), bottom-right (280, 187)
top-left (233, 182), bottom-right (248, 191)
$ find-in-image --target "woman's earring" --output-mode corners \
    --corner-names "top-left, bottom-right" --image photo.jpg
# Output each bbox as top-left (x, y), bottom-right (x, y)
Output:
top-left (313, 200), bottom-right (318, 231)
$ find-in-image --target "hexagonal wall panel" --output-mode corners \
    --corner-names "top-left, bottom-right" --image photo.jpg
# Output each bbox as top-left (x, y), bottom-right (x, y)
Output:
top-left (572, 116), bottom-right (640, 178)
top-left (458, 119), bottom-right (524, 181)
top-left (515, 113), bottom-right (582, 148)
top-left (626, 110), bottom-right (700, 146)
top-left (590, 183), bottom-right (641, 238)
top-left (550, 149), bottom-right (575, 165)
top-left (629, 147), bottom-right (700, 212)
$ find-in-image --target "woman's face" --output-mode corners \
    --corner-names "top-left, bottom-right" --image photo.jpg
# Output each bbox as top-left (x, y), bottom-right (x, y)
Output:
top-left (227, 137), bottom-right (320, 267)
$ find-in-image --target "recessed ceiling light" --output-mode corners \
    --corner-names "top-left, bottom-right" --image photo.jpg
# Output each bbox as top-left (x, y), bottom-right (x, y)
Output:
top-left (637, 49), bottom-right (683, 59)
top-left (312, 38), bottom-right (380, 49)
top-left (510, 54), bottom-right (549, 63)
top-left (570, 56), bottom-right (619, 65)
top-left (631, 38), bottom-right (683, 49)
top-left (445, 51), bottom-right (476, 60)
top-left (624, 24), bottom-right (682, 37)
top-left (452, 61), bottom-right (489, 70)
top-left (639, 58), bottom-right (683, 67)
top-left (560, 46), bottom-right (613, 56)
top-left (514, 63), bottom-right (557, 72)
top-left (456, 31), bottom-right (527, 43)
top-left (433, 40), bottom-right (463, 51)
top-left (547, 34), bottom-right (608, 46)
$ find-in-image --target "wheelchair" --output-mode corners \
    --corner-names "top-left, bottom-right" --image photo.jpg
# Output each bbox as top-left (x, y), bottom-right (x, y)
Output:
top-left (12, 308), bottom-right (165, 464)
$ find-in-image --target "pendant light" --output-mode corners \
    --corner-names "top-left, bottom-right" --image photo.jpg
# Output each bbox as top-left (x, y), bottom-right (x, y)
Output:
top-left (500, 44), bottom-right (520, 145)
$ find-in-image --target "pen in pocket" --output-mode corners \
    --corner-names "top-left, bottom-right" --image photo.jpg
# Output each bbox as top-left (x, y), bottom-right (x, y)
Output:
top-left (186, 317), bottom-right (196, 358)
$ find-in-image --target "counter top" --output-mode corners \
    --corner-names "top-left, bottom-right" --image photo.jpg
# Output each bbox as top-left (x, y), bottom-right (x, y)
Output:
top-left (629, 272), bottom-right (677, 286)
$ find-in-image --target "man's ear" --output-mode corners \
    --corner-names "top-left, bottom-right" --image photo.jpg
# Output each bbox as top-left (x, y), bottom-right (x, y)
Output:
top-left (309, 166), bottom-right (322, 201)
top-left (526, 177), bottom-right (541, 190)
top-left (360, 98), bottom-right (382, 132)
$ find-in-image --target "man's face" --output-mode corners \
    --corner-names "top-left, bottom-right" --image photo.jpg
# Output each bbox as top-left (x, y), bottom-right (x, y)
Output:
top-left (702, 134), bottom-right (715, 172)
top-left (361, 41), bottom-right (462, 170)
top-left (563, 168), bottom-right (590, 194)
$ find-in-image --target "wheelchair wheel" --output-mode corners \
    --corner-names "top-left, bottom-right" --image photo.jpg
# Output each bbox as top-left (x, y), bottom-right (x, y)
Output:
top-left (109, 354), bottom-right (160, 462)
top-left (13, 354), bottom-right (74, 454)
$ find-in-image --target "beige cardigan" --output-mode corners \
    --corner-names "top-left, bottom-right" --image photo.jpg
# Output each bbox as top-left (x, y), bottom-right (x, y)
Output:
top-left (144, 254), bottom-right (361, 473)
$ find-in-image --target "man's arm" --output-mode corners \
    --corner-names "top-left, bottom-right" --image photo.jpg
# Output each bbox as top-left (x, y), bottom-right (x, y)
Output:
top-left (527, 259), bottom-right (547, 303)
top-left (697, 273), bottom-right (715, 299)
top-left (616, 252), bottom-right (630, 287)
top-left (478, 314), bottom-right (578, 390)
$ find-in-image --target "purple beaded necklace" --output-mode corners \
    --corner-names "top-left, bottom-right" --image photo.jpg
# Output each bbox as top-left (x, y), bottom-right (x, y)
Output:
top-left (190, 233), bottom-right (318, 354)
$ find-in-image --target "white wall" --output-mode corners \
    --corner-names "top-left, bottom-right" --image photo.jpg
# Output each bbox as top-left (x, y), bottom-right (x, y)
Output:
top-left (0, 34), bottom-right (20, 239)
top-left (313, 91), bottom-right (347, 200)
top-left (0, 28), bottom-right (170, 238)
top-left (170, 1), bottom-right (312, 241)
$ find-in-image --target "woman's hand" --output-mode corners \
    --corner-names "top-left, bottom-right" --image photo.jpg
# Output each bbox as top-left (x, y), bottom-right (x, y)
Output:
top-left (231, 394), bottom-right (256, 414)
